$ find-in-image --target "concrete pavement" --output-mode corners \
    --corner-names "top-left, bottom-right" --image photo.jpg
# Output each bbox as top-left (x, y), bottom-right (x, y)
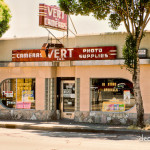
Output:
top-left (0, 119), bottom-right (150, 135)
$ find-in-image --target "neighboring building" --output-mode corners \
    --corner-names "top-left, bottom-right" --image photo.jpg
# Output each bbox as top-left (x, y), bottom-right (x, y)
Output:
top-left (0, 32), bottom-right (150, 124)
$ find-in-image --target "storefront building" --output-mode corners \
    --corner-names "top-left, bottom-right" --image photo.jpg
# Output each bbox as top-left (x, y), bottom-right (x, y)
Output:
top-left (0, 32), bottom-right (150, 125)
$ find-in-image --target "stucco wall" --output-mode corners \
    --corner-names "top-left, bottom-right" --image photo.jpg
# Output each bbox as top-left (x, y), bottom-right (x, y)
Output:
top-left (0, 32), bottom-right (150, 61)
top-left (0, 64), bottom-right (150, 123)
top-left (0, 33), bottom-right (150, 123)
top-left (75, 65), bottom-right (132, 111)
top-left (0, 64), bottom-right (150, 113)
top-left (0, 37), bottom-right (47, 61)
top-left (140, 65), bottom-right (150, 112)
top-left (0, 66), bottom-right (56, 110)
top-left (74, 65), bottom-right (150, 113)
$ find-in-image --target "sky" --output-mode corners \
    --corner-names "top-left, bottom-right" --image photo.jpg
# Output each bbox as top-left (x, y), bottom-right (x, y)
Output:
top-left (2, 0), bottom-right (150, 38)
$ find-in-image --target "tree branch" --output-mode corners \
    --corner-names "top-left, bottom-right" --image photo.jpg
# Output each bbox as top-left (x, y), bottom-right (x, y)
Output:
top-left (138, 11), bottom-right (150, 41)
top-left (122, 15), bottom-right (131, 34)
top-left (145, 17), bottom-right (150, 28)
top-left (131, 0), bottom-right (135, 34)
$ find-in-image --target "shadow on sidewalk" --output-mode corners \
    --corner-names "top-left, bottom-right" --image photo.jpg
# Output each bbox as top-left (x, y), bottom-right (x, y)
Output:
top-left (29, 129), bottom-right (140, 141)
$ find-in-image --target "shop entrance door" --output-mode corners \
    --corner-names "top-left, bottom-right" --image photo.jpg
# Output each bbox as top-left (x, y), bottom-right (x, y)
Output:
top-left (60, 80), bottom-right (75, 119)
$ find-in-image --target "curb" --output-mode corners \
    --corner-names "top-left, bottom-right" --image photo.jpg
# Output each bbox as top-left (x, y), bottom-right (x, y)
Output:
top-left (0, 123), bottom-right (150, 135)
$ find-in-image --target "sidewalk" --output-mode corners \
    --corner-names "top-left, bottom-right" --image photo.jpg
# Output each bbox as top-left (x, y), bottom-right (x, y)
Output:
top-left (0, 119), bottom-right (150, 135)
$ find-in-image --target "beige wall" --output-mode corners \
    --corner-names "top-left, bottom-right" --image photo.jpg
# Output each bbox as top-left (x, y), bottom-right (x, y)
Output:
top-left (0, 32), bottom-right (150, 61)
top-left (0, 32), bottom-right (150, 114)
top-left (55, 64), bottom-right (150, 113)
top-left (75, 65), bottom-right (132, 111)
top-left (0, 64), bottom-right (150, 113)
top-left (0, 66), bottom-right (56, 110)
top-left (140, 65), bottom-right (150, 113)
top-left (63, 33), bottom-right (126, 58)
top-left (57, 66), bottom-right (75, 77)
top-left (0, 37), bottom-right (47, 61)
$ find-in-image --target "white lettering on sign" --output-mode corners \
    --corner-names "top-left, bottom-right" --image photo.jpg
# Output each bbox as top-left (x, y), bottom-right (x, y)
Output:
top-left (32, 53), bottom-right (35, 57)
top-left (79, 54), bottom-right (108, 58)
top-left (39, 4), bottom-right (67, 31)
top-left (24, 54), bottom-right (28, 58)
top-left (68, 49), bottom-right (73, 57)
top-left (29, 53), bottom-right (32, 58)
top-left (61, 49), bottom-right (67, 58)
top-left (83, 48), bottom-right (103, 53)
top-left (44, 18), bottom-right (67, 30)
top-left (48, 48), bottom-right (74, 59)
top-left (36, 53), bottom-right (39, 58)
top-left (54, 49), bottom-right (60, 58)
top-left (16, 53), bottom-right (42, 59)
top-left (13, 47), bottom-right (116, 61)
top-left (20, 54), bottom-right (23, 58)
top-left (48, 50), bottom-right (54, 58)
top-left (17, 54), bottom-right (20, 58)
top-left (47, 6), bottom-right (65, 20)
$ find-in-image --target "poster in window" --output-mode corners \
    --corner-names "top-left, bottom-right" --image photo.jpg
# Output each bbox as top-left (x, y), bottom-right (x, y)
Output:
top-left (102, 102), bottom-right (125, 112)
top-left (22, 91), bottom-right (34, 102)
top-left (16, 102), bottom-right (31, 109)
top-left (124, 90), bottom-right (130, 104)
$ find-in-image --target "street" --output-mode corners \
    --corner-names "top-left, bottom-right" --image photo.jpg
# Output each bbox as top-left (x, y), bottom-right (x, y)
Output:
top-left (0, 128), bottom-right (150, 150)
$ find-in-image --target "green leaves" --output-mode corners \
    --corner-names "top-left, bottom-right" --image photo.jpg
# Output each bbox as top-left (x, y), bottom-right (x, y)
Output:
top-left (58, 1), bottom-right (150, 70)
top-left (109, 13), bottom-right (122, 30)
top-left (58, 0), bottom-right (150, 72)
top-left (123, 34), bottom-right (137, 71)
top-left (58, 0), bottom-right (110, 17)
top-left (0, 0), bottom-right (11, 37)
top-left (58, 0), bottom-right (150, 32)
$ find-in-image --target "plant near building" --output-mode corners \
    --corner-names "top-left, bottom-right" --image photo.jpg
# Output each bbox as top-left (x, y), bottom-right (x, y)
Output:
top-left (0, 0), bottom-right (11, 37)
top-left (58, 0), bottom-right (150, 128)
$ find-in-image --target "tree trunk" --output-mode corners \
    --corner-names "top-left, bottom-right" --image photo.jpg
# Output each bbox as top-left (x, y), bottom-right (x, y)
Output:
top-left (132, 39), bottom-right (145, 128)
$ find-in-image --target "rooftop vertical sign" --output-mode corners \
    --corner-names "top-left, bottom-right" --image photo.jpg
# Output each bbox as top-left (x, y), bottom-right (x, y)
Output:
top-left (39, 3), bottom-right (68, 31)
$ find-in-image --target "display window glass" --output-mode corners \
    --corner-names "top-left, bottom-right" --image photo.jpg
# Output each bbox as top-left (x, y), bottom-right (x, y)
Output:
top-left (90, 78), bottom-right (135, 112)
top-left (0, 78), bottom-right (35, 109)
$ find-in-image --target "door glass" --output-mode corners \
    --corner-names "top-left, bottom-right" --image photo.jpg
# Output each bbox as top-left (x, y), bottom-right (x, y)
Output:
top-left (63, 82), bottom-right (75, 112)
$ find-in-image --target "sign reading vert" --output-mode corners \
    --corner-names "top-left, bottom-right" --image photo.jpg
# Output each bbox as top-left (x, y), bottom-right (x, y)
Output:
top-left (12, 46), bottom-right (117, 62)
top-left (39, 3), bottom-right (68, 31)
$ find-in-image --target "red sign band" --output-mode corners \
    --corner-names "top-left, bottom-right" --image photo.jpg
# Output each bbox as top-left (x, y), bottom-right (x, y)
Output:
top-left (39, 4), bottom-right (68, 31)
top-left (12, 46), bottom-right (117, 62)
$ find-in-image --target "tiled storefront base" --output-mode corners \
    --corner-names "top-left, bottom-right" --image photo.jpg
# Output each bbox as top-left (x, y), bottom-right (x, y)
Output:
top-left (74, 111), bottom-right (150, 125)
top-left (1, 109), bottom-right (150, 124)
top-left (0, 109), bottom-right (61, 121)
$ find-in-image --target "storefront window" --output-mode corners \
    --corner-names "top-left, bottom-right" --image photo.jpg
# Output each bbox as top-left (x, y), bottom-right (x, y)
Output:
top-left (0, 78), bottom-right (35, 109)
top-left (90, 78), bottom-right (135, 112)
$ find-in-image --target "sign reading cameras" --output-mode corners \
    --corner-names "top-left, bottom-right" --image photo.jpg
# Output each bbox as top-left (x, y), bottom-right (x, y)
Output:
top-left (12, 46), bottom-right (117, 62)
top-left (39, 3), bottom-right (67, 31)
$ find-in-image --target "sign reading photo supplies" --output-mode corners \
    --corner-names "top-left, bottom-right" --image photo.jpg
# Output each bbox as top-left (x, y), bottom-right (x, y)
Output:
top-left (39, 3), bottom-right (68, 31)
top-left (12, 46), bottom-right (117, 62)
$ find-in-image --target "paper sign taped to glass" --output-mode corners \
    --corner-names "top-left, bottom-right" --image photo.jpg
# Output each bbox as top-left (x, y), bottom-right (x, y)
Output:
top-left (3, 91), bottom-right (13, 97)
top-left (124, 90), bottom-right (131, 104)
